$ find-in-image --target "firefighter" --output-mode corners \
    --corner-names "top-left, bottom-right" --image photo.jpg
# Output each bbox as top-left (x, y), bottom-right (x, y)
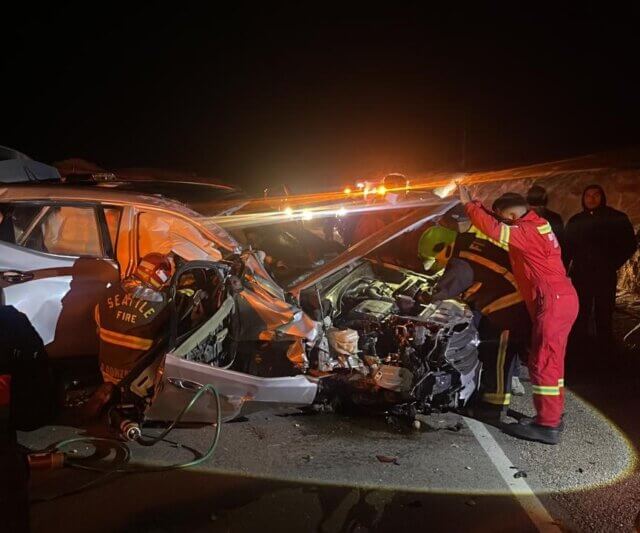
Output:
top-left (84, 253), bottom-right (176, 417)
top-left (418, 212), bottom-right (531, 425)
top-left (460, 187), bottom-right (578, 445)
top-left (564, 184), bottom-right (636, 347)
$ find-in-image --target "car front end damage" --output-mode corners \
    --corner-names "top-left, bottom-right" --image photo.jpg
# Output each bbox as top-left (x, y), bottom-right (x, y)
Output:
top-left (130, 204), bottom-right (481, 427)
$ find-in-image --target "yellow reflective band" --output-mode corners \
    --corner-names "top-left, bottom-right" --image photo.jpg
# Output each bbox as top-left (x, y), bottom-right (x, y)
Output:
top-left (499, 224), bottom-right (511, 247)
top-left (481, 291), bottom-right (523, 315)
top-left (462, 282), bottom-right (483, 299)
top-left (558, 378), bottom-right (565, 387)
top-left (537, 223), bottom-right (553, 235)
top-left (496, 329), bottom-right (509, 397)
top-left (459, 251), bottom-right (517, 288)
top-left (482, 392), bottom-right (512, 405)
top-left (532, 385), bottom-right (560, 396)
top-left (469, 226), bottom-right (509, 251)
top-left (99, 327), bottom-right (154, 351)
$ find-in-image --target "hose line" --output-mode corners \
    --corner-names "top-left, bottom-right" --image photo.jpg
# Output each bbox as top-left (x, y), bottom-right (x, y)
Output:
top-left (52, 383), bottom-right (222, 474)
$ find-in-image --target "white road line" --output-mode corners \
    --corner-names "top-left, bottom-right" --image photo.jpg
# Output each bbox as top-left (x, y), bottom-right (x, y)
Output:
top-left (464, 417), bottom-right (562, 533)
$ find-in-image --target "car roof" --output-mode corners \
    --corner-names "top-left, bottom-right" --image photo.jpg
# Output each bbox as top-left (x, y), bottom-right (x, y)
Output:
top-left (0, 182), bottom-right (243, 251)
top-left (0, 182), bottom-right (199, 215)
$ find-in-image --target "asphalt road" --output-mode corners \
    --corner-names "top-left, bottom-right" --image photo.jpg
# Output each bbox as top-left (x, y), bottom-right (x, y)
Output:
top-left (19, 312), bottom-right (640, 533)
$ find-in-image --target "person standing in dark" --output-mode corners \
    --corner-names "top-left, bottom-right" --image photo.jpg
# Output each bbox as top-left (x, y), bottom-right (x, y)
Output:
top-left (565, 184), bottom-right (636, 346)
top-left (526, 185), bottom-right (565, 251)
top-left (0, 204), bottom-right (16, 244)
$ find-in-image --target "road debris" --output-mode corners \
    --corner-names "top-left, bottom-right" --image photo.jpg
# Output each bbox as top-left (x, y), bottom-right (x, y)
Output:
top-left (513, 471), bottom-right (528, 479)
top-left (376, 455), bottom-right (400, 465)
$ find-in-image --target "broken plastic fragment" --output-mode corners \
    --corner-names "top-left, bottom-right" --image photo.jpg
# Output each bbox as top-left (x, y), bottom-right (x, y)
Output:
top-left (376, 455), bottom-right (400, 465)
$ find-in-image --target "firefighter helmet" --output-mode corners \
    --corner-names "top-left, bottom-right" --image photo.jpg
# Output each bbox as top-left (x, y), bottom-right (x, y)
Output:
top-left (133, 253), bottom-right (175, 290)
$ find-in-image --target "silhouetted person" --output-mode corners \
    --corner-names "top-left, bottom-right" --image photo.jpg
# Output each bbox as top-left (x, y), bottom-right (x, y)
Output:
top-left (1, 305), bottom-right (55, 532)
top-left (0, 204), bottom-right (16, 244)
top-left (565, 184), bottom-right (636, 346)
top-left (526, 185), bottom-right (564, 250)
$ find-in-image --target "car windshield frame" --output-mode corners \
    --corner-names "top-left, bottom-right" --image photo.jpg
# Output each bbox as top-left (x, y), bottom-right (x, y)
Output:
top-left (287, 198), bottom-right (460, 296)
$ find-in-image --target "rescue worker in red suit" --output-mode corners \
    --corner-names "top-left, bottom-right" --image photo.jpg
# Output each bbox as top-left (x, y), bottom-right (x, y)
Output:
top-left (460, 186), bottom-right (579, 445)
top-left (84, 253), bottom-right (176, 418)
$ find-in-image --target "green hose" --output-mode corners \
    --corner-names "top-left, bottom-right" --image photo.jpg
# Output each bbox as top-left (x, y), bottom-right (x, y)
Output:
top-left (53, 383), bottom-right (222, 474)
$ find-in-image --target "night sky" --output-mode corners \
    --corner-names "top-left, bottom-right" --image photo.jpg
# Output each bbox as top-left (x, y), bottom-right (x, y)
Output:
top-left (2, 5), bottom-right (640, 192)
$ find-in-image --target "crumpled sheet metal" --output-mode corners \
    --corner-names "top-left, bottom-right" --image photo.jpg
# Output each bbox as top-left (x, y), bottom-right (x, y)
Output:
top-left (236, 289), bottom-right (319, 342)
top-left (286, 338), bottom-right (307, 369)
top-left (137, 212), bottom-right (222, 262)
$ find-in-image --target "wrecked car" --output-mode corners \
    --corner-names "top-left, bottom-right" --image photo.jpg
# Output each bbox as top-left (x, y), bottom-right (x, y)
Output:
top-left (0, 184), bottom-right (240, 358)
top-left (0, 183), bottom-right (480, 425)
top-left (140, 206), bottom-right (481, 426)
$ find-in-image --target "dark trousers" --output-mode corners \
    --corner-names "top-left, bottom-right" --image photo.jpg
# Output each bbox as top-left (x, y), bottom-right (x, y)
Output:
top-left (477, 319), bottom-right (523, 406)
top-left (572, 271), bottom-right (617, 343)
top-left (0, 426), bottom-right (30, 533)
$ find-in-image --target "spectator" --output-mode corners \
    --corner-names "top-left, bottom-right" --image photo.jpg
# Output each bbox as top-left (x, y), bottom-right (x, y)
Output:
top-left (565, 184), bottom-right (636, 345)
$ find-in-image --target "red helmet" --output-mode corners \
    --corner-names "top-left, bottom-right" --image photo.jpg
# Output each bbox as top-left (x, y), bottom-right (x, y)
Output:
top-left (134, 253), bottom-right (175, 290)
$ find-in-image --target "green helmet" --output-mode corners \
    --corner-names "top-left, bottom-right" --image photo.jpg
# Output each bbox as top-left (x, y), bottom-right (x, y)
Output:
top-left (418, 225), bottom-right (457, 261)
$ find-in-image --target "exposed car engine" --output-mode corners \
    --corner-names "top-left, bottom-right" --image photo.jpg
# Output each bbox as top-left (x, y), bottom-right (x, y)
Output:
top-left (303, 263), bottom-right (481, 418)
top-left (150, 258), bottom-right (480, 425)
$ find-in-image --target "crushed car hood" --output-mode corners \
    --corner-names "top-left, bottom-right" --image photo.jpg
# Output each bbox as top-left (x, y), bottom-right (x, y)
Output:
top-left (288, 199), bottom-right (460, 297)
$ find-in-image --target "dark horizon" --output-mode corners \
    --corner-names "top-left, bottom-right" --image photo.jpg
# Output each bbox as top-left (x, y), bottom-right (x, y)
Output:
top-left (3, 5), bottom-right (640, 192)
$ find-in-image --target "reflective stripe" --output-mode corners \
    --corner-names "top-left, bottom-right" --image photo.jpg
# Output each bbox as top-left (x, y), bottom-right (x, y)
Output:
top-left (499, 224), bottom-right (511, 248)
top-left (496, 330), bottom-right (509, 398)
top-left (532, 385), bottom-right (560, 396)
top-left (537, 223), bottom-right (553, 235)
top-left (481, 291), bottom-right (523, 315)
top-left (459, 251), bottom-right (517, 287)
top-left (469, 226), bottom-right (508, 251)
top-left (99, 327), bottom-right (153, 351)
top-left (462, 282), bottom-right (483, 299)
top-left (482, 392), bottom-right (512, 405)
top-left (94, 304), bottom-right (100, 326)
top-left (558, 378), bottom-right (565, 387)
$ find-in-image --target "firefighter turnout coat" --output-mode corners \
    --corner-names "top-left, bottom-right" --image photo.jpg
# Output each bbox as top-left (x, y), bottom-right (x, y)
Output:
top-left (94, 284), bottom-right (170, 384)
top-left (431, 227), bottom-right (531, 406)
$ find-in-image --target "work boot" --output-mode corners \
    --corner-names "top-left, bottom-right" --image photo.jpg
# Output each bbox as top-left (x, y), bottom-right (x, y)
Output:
top-left (518, 413), bottom-right (565, 431)
top-left (511, 376), bottom-right (525, 396)
top-left (502, 421), bottom-right (561, 445)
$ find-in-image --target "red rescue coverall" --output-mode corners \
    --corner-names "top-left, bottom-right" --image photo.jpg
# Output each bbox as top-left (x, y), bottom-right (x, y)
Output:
top-left (465, 201), bottom-right (579, 427)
